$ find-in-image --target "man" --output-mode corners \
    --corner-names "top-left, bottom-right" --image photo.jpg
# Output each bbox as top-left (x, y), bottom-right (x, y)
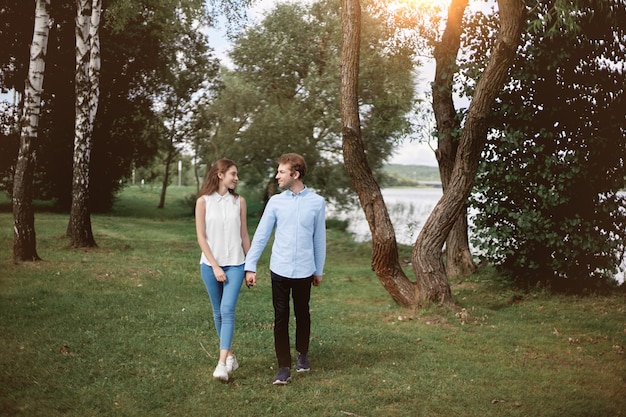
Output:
top-left (245, 153), bottom-right (326, 385)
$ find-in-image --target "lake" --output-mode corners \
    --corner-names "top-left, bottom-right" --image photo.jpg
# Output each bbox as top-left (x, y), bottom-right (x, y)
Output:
top-left (329, 187), bottom-right (443, 246)
top-left (329, 187), bottom-right (625, 284)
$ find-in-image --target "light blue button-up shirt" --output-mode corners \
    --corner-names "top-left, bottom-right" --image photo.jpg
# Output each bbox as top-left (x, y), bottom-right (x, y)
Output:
top-left (244, 186), bottom-right (326, 279)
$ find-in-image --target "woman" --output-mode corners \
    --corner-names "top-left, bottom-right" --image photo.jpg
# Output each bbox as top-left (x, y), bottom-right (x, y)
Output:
top-left (195, 159), bottom-right (251, 382)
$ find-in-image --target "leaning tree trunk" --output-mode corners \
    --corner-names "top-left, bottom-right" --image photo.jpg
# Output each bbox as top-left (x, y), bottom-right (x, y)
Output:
top-left (340, 0), bottom-right (415, 307)
top-left (68, 0), bottom-right (101, 248)
top-left (432, 0), bottom-right (476, 278)
top-left (412, 0), bottom-right (525, 306)
top-left (12, 0), bottom-right (51, 262)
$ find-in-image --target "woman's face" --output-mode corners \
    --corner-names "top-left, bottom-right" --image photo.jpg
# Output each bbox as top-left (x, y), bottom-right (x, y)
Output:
top-left (220, 165), bottom-right (239, 190)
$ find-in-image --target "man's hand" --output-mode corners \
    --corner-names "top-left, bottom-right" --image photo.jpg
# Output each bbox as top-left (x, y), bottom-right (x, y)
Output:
top-left (312, 275), bottom-right (323, 286)
top-left (245, 271), bottom-right (257, 288)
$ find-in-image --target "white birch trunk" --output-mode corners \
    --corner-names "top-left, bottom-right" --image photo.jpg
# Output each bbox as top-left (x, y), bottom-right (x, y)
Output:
top-left (12, 0), bottom-right (51, 261)
top-left (88, 0), bottom-right (101, 126)
top-left (69, 0), bottom-right (101, 247)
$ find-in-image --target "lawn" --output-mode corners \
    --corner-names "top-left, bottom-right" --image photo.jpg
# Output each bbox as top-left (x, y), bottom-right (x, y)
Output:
top-left (1, 186), bottom-right (625, 417)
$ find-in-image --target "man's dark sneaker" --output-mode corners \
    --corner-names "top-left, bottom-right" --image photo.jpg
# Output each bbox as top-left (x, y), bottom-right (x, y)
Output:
top-left (273, 367), bottom-right (291, 385)
top-left (296, 353), bottom-right (310, 372)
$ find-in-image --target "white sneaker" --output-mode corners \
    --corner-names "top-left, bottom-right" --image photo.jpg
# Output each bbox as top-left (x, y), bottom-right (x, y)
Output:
top-left (213, 363), bottom-right (228, 381)
top-left (226, 355), bottom-right (239, 373)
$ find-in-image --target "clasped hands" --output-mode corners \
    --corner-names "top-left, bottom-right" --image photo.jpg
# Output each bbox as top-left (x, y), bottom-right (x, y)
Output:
top-left (244, 272), bottom-right (323, 288)
top-left (245, 271), bottom-right (256, 288)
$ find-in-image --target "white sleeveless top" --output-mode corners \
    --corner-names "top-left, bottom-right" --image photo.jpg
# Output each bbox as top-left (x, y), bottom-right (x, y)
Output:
top-left (199, 192), bottom-right (245, 267)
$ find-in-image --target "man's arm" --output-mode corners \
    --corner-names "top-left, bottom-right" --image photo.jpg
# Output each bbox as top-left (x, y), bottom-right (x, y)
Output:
top-left (312, 198), bottom-right (326, 278)
top-left (244, 200), bottom-right (276, 286)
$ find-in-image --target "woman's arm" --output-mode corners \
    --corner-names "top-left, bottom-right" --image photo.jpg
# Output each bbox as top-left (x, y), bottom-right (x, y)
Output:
top-left (240, 196), bottom-right (251, 255)
top-left (195, 196), bottom-right (225, 281)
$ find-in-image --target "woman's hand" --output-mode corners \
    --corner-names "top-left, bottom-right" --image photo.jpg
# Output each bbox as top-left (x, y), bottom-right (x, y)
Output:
top-left (213, 266), bottom-right (226, 282)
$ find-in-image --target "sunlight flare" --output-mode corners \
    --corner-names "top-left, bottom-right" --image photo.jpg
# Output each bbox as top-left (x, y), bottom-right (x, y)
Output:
top-left (397, 0), bottom-right (439, 8)
top-left (384, 0), bottom-right (444, 19)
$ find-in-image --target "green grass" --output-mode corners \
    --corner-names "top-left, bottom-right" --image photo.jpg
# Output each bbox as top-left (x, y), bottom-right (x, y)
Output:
top-left (1, 186), bottom-right (625, 417)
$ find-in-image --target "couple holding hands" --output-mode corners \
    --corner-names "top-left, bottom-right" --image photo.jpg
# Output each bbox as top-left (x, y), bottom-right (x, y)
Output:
top-left (194, 153), bottom-right (326, 385)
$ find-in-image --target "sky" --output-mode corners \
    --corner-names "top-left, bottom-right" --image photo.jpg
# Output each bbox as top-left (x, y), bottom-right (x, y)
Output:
top-left (206, 0), bottom-right (441, 167)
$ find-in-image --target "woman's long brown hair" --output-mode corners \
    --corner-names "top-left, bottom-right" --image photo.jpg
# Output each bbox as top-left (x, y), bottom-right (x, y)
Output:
top-left (197, 159), bottom-right (239, 198)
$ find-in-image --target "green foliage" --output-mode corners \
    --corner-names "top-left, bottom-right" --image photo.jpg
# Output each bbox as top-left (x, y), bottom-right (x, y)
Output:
top-left (0, 0), bottom-right (217, 212)
top-left (0, 101), bottom-right (18, 193)
top-left (193, 0), bottom-right (417, 208)
top-left (466, 1), bottom-right (626, 291)
top-left (1, 188), bottom-right (625, 416)
top-left (325, 217), bottom-right (349, 232)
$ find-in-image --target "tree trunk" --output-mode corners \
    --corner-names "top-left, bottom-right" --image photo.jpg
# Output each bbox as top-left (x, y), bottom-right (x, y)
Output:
top-left (194, 143), bottom-right (201, 194)
top-left (158, 98), bottom-right (184, 209)
top-left (445, 212), bottom-right (476, 277)
top-left (12, 0), bottom-right (50, 262)
top-left (340, 0), bottom-right (415, 307)
top-left (69, 0), bottom-right (101, 248)
top-left (158, 155), bottom-right (172, 209)
top-left (413, 0), bottom-right (525, 306)
top-left (431, 0), bottom-right (476, 278)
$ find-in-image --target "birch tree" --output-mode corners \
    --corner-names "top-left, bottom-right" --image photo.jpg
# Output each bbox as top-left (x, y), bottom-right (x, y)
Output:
top-left (68, 0), bottom-right (101, 247)
top-left (12, 0), bottom-right (51, 262)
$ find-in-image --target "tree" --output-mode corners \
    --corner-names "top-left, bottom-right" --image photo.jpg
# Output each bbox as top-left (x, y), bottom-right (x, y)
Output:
top-left (431, 0), bottom-right (476, 278)
top-left (341, 0), bottom-right (525, 306)
top-left (367, 0), bottom-right (477, 279)
top-left (12, 0), bottom-right (51, 262)
top-left (190, 68), bottom-right (257, 190)
top-left (156, 20), bottom-right (218, 209)
top-left (196, 0), bottom-right (416, 209)
top-left (68, 0), bottom-right (101, 248)
top-left (468, 0), bottom-right (626, 290)
top-left (340, 0), bottom-right (416, 306)
top-left (225, 0), bottom-right (349, 199)
top-left (410, 0), bottom-right (525, 305)
top-left (0, 2), bottom-right (36, 93)
top-left (1, 0), bottom-right (226, 212)
top-left (0, 100), bottom-right (19, 192)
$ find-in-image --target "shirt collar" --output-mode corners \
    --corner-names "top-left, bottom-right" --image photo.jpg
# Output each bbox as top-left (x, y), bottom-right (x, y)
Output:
top-left (288, 185), bottom-right (308, 197)
top-left (215, 192), bottom-right (231, 202)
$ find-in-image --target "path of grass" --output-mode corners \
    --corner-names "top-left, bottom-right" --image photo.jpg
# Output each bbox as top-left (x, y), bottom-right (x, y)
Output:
top-left (1, 186), bottom-right (625, 416)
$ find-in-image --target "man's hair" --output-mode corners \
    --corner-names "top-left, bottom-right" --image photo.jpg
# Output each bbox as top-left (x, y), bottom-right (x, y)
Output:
top-left (278, 153), bottom-right (307, 180)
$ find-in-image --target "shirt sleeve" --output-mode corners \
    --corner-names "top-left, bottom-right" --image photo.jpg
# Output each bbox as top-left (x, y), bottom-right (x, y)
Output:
top-left (244, 199), bottom-right (276, 273)
top-left (313, 198), bottom-right (327, 276)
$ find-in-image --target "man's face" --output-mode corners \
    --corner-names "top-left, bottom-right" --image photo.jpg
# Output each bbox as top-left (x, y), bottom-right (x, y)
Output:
top-left (275, 163), bottom-right (296, 190)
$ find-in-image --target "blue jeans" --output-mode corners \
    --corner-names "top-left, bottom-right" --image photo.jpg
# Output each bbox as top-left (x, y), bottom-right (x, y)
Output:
top-left (201, 263), bottom-right (244, 350)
